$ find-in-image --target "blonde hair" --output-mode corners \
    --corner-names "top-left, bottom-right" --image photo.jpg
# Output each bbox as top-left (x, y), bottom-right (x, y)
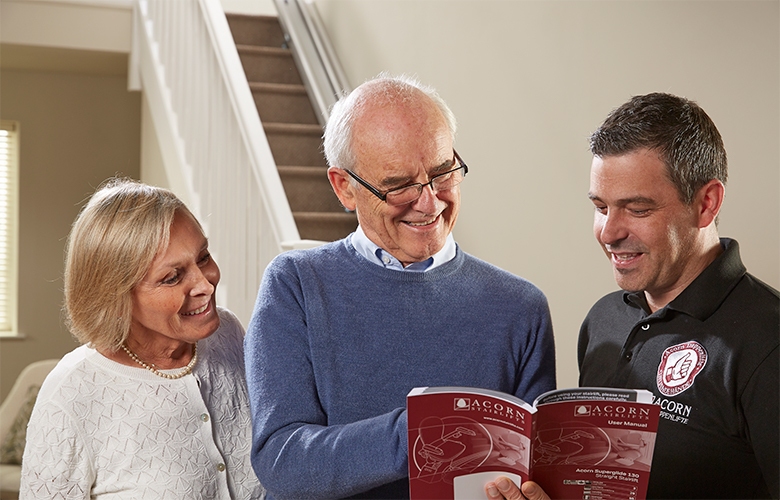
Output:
top-left (64, 177), bottom-right (196, 352)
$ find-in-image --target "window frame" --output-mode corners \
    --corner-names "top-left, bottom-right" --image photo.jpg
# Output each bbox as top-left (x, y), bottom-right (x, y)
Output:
top-left (0, 120), bottom-right (20, 337)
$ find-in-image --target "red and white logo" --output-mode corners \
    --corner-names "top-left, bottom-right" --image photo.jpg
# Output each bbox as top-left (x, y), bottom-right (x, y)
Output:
top-left (656, 341), bottom-right (707, 396)
top-left (454, 398), bottom-right (471, 411)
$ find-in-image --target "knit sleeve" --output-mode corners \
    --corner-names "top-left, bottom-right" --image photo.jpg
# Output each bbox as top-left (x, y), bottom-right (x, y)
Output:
top-left (244, 257), bottom-right (408, 500)
top-left (20, 398), bottom-right (94, 499)
top-left (512, 291), bottom-right (557, 402)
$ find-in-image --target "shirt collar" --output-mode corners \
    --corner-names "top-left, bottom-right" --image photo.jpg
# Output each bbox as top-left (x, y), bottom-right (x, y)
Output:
top-left (624, 238), bottom-right (746, 319)
top-left (350, 225), bottom-right (457, 272)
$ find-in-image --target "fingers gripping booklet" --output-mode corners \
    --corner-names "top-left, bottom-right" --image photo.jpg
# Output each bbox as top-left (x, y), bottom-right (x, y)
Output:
top-left (407, 386), bottom-right (660, 500)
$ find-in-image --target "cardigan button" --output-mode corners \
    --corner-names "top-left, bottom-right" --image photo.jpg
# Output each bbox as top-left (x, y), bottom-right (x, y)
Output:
top-left (200, 413), bottom-right (209, 422)
top-left (641, 323), bottom-right (650, 331)
top-left (624, 351), bottom-right (633, 361)
top-left (217, 463), bottom-right (226, 472)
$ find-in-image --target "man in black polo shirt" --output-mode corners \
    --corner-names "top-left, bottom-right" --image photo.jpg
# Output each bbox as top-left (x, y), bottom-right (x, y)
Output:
top-left (486, 93), bottom-right (778, 500)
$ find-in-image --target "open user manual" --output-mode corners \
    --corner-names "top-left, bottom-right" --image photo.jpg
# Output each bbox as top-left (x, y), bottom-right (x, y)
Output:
top-left (407, 386), bottom-right (660, 500)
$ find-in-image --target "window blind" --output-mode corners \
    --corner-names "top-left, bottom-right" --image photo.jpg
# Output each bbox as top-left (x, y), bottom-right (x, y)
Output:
top-left (0, 121), bottom-right (19, 334)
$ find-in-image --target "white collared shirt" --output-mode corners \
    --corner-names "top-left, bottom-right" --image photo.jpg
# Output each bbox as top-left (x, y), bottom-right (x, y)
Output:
top-left (350, 225), bottom-right (457, 272)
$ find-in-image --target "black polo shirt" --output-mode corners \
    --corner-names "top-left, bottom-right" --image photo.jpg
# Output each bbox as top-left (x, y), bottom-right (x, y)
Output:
top-left (578, 238), bottom-right (779, 499)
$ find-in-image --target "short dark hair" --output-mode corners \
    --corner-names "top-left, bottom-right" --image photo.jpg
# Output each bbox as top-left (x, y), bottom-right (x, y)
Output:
top-left (589, 92), bottom-right (727, 204)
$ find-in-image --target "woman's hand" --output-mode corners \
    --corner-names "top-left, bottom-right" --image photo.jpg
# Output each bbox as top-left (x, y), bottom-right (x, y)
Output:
top-left (485, 478), bottom-right (550, 500)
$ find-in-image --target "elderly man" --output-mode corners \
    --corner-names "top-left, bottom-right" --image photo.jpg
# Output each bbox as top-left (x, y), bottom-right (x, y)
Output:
top-left (488, 93), bottom-right (779, 500)
top-left (244, 75), bottom-right (556, 499)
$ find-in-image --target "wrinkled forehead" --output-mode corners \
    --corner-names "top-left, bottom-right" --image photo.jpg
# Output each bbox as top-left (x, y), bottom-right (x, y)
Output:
top-left (589, 150), bottom-right (677, 201)
top-left (353, 103), bottom-right (452, 175)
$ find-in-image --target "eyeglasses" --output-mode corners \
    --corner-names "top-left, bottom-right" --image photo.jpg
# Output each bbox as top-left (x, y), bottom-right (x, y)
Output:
top-left (345, 150), bottom-right (468, 206)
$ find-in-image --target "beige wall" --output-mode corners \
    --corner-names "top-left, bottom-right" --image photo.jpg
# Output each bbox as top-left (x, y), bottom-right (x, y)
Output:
top-left (0, 67), bottom-right (141, 401)
top-left (313, 0), bottom-right (780, 388)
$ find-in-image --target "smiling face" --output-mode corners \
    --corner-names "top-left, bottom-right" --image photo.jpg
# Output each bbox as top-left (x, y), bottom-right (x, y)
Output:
top-left (332, 89), bottom-right (460, 265)
top-left (130, 210), bottom-right (221, 350)
top-left (589, 148), bottom-right (709, 308)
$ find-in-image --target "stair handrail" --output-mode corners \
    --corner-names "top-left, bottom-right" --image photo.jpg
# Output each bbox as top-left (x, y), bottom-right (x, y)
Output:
top-left (129, 0), bottom-right (301, 324)
top-left (273, 0), bottom-right (351, 125)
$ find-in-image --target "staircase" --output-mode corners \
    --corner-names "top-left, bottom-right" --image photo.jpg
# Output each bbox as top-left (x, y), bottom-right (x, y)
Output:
top-left (226, 13), bottom-right (357, 242)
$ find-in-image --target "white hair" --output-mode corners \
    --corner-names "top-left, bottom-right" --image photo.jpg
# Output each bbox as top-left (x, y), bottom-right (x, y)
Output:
top-left (323, 73), bottom-right (457, 172)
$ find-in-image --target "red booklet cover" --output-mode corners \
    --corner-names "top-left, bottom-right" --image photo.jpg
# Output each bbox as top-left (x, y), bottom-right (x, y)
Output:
top-left (407, 386), bottom-right (660, 500)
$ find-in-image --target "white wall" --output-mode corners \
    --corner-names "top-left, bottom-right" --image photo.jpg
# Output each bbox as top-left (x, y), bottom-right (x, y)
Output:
top-left (0, 0), bottom-right (132, 52)
top-left (312, 0), bottom-right (780, 388)
top-left (221, 0), bottom-right (276, 15)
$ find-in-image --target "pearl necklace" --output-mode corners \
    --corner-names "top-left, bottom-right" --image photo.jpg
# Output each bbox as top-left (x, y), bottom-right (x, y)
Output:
top-left (121, 342), bottom-right (198, 379)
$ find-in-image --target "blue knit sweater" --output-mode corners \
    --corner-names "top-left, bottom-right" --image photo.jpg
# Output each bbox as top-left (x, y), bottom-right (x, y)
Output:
top-left (245, 237), bottom-right (556, 499)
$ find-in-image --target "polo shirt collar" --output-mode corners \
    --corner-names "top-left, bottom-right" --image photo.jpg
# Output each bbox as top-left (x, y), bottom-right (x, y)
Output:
top-left (624, 238), bottom-right (746, 320)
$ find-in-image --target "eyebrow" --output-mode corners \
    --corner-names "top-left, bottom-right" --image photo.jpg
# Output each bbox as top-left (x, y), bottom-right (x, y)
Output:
top-left (157, 238), bottom-right (210, 270)
top-left (588, 193), bottom-right (657, 206)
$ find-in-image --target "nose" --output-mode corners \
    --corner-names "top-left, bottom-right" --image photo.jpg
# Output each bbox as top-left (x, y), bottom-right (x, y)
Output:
top-left (411, 183), bottom-right (441, 214)
top-left (596, 210), bottom-right (628, 246)
top-left (189, 267), bottom-right (216, 296)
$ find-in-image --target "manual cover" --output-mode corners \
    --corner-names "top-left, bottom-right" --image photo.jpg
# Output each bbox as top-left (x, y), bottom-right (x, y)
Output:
top-left (407, 386), bottom-right (660, 500)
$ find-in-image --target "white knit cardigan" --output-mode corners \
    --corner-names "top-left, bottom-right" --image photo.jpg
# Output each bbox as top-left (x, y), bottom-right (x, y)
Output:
top-left (20, 308), bottom-right (265, 500)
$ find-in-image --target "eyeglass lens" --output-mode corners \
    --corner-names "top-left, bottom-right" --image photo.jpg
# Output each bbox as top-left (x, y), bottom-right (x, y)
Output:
top-left (385, 164), bottom-right (465, 206)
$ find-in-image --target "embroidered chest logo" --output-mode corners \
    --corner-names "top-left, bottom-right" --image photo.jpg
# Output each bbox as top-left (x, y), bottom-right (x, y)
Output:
top-left (656, 341), bottom-right (707, 397)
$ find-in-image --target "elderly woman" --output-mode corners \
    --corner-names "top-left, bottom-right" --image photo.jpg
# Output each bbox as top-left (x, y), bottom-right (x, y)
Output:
top-left (20, 178), bottom-right (264, 499)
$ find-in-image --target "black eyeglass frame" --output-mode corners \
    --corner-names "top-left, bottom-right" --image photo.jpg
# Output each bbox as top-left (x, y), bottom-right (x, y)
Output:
top-left (345, 150), bottom-right (468, 206)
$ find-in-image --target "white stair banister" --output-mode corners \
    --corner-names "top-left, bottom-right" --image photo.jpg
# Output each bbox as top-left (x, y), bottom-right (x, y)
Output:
top-left (131, 0), bottom-right (301, 324)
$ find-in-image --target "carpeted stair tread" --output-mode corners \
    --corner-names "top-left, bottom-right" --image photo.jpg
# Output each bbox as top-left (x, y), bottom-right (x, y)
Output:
top-left (263, 122), bottom-right (322, 134)
top-left (227, 14), bottom-right (285, 47)
top-left (250, 83), bottom-right (318, 124)
top-left (249, 82), bottom-right (307, 93)
top-left (236, 44), bottom-right (289, 56)
top-left (294, 212), bottom-right (358, 241)
top-left (278, 166), bottom-right (343, 212)
top-left (264, 123), bottom-right (325, 166)
top-left (235, 46), bottom-right (302, 85)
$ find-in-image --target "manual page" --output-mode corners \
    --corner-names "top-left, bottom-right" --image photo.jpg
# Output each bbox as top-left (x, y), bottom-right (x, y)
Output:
top-left (407, 386), bottom-right (659, 500)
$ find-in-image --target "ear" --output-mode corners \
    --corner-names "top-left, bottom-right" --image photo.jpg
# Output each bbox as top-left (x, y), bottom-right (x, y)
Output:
top-left (327, 166), bottom-right (357, 212)
top-left (695, 179), bottom-right (725, 229)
